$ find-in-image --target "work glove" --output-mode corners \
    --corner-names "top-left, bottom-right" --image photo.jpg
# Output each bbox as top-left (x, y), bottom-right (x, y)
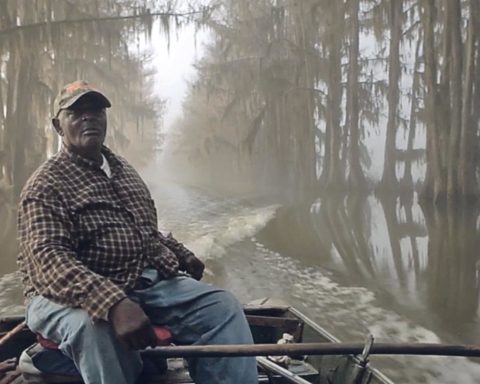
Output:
top-left (180, 253), bottom-right (205, 281)
top-left (160, 231), bottom-right (205, 280)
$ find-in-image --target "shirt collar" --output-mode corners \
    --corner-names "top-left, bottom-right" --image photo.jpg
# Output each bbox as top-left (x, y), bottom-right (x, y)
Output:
top-left (61, 145), bottom-right (123, 173)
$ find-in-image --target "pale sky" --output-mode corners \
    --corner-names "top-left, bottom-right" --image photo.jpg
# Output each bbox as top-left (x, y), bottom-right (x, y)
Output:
top-left (151, 22), bottom-right (210, 131)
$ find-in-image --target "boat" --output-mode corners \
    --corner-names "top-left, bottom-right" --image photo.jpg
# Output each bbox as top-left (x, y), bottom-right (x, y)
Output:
top-left (0, 299), bottom-right (395, 384)
top-left (0, 301), bottom-right (396, 383)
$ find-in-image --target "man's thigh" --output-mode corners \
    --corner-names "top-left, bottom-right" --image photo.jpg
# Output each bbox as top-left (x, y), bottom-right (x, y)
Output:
top-left (25, 295), bottom-right (118, 353)
top-left (131, 276), bottom-right (224, 308)
top-left (26, 296), bottom-right (93, 342)
top-left (132, 277), bottom-right (249, 345)
top-left (25, 296), bottom-right (143, 383)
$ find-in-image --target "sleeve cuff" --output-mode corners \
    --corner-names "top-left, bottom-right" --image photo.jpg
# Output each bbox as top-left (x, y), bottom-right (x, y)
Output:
top-left (82, 279), bottom-right (127, 322)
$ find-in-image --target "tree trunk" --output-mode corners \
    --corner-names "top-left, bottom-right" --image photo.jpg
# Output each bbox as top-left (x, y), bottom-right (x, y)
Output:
top-left (346, 0), bottom-right (366, 190)
top-left (294, 1), bottom-right (318, 194)
top-left (421, 0), bottom-right (443, 203)
top-left (458, 0), bottom-right (477, 198)
top-left (446, 0), bottom-right (463, 200)
top-left (322, 1), bottom-right (345, 191)
top-left (403, 32), bottom-right (422, 190)
top-left (380, 0), bottom-right (402, 190)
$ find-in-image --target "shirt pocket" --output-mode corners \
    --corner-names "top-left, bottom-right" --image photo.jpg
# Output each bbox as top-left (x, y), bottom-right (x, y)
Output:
top-left (70, 197), bottom-right (142, 264)
top-left (126, 194), bottom-right (158, 229)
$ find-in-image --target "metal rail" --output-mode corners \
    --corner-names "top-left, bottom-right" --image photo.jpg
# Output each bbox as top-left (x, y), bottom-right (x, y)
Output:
top-left (141, 342), bottom-right (480, 358)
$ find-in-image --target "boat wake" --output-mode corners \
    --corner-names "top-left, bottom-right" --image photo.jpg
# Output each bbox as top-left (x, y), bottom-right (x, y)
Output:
top-left (3, 179), bottom-right (478, 383)
top-left (229, 241), bottom-right (480, 384)
top-left (151, 182), bottom-right (279, 260)
top-left (0, 272), bottom-right (24, 316)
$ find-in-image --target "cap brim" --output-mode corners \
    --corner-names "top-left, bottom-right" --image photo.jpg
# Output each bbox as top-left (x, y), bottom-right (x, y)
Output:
top-left (62, 90), bottom-right (112, 110)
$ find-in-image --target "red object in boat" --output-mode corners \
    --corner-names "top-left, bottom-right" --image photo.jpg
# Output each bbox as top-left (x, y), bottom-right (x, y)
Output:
top-left (36, 326), bottom-right (172, 349)
top-left (153, 326), bottom-right (172, 346)
top-left (36, 334), bottom-right (58, 350)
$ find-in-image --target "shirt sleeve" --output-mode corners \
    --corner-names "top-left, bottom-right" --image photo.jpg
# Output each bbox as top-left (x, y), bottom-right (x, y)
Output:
top-left (18, 194), bottom-right (127, 322)
top-left (157, 231), bottom-right (196, 269)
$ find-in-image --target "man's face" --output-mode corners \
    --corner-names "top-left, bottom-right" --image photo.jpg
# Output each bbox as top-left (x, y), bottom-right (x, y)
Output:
top-left (53, 95), bottom-right (107, 160)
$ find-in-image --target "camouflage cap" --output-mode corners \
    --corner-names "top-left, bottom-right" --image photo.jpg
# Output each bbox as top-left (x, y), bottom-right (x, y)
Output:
top-left (53, 80), bottom-right (111, 117)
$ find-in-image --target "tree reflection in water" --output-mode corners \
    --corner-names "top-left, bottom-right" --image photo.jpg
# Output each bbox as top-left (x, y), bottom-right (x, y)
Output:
top-left (1, 4), bottom-right (480, 375)
top-left (0, 186), bottom-right (16, 273)
top-left (422, 202), bottom-right (480, 342)
top-left (257, 193), bottom-right (480, 344)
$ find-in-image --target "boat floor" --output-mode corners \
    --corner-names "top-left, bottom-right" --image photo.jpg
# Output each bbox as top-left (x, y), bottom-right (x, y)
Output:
top-left (1, 358), bottom-right (194, 384)
top-left (0, 302), bottom-right (395, 384)
top-left (2, 357), bottom-right (313, 384)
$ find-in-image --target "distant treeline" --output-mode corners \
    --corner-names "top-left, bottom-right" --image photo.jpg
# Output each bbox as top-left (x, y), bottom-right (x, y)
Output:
top-left (0, 0), bottom-right (213, 260)
top-left (0, 0), bottom-right (206, 200)
top-left (166, 0), bottom-right (480, 204)
top-left (1, 0), bottom-right (479, 206)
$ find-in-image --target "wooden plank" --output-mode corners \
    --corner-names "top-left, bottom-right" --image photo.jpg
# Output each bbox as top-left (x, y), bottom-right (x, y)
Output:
top-left (0, 323), bottom-right (26, 349)
top-left (246, 315), bottom-right (303, 341)
top-left (246, 315), bottom-right (300, 328)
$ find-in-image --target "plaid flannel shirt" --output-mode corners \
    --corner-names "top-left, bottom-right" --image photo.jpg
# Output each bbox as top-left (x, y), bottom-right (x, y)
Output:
top-left (17, 146), bottom-right (194, 321)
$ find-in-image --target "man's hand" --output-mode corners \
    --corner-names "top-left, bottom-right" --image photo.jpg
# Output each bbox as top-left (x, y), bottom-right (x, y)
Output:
top-left (181, 254), bottom-right (205, 280)
top-left (161, 232), bottom-right (205, 280)
top-left (108, 298), bottom-right (157, 350)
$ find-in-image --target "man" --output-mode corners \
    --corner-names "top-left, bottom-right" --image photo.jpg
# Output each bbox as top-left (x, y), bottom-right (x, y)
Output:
top-left (17, 80), bottom-right (258, 384)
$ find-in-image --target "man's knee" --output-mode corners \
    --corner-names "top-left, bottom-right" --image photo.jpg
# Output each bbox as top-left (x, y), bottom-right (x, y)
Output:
top-left (27, 297), bottom-right (112, 345)
top-left (195, 290), bottom-right (253, 346)
top-left (62, 309), bottom-right (116, 345)
top-left (66, 310), bottom-right (109, 340)
top-left (210, 290), bottom-right (243, 318)
top-left (223, 291), bottom-right (244, 316)
top-left (27, 297), bottom-right (91, 337)
top-left (58, 311), bottom-right (120, 361)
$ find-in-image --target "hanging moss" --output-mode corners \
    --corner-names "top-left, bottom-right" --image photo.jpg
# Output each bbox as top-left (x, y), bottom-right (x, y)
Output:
top-left (167, 0), bottom-right (480, 199)
top-left (0, 0), bottom-right (212, 196)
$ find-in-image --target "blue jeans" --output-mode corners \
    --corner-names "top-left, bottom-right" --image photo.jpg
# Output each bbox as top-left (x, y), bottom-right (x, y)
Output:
top-left (26, 276), bottom-right (258, 384)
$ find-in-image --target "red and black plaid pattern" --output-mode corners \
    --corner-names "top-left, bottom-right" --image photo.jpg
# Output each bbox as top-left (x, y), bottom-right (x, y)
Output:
top-left (17, 146), bottom-right (186, 321)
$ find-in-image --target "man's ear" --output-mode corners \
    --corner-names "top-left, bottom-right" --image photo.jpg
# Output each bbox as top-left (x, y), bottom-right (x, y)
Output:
top-left (52, 117), bottom-right (63, 136)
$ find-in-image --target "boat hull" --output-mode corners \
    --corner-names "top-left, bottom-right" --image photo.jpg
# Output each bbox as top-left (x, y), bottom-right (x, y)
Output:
top-left (0, 304), bottom-right (394, 384)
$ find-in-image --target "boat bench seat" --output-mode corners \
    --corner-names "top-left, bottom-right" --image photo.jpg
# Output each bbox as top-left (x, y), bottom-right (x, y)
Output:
top-left (19, 326), bottom-right (173, 383)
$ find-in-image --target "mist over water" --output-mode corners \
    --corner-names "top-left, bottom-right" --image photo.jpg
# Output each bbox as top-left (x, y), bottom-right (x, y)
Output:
top-left (2, 2), bottom-right (480, 383)
top-left (2, 173), bottom-right (480, 382)
top-left (147, 183), bottom-right (480, 384)
top-left (0, 273), bottom-right (23, 317)
top-left (149, 181), bottom-right (279, 260)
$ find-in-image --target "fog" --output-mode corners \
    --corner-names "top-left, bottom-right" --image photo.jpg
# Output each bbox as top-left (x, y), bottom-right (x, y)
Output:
top-left (1, 2), bottom-right (480, 382)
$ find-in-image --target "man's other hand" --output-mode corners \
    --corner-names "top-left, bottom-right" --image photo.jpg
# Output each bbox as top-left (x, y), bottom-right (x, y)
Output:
top-left (108, 298), bottom-right (157, 350)
top-left (182, 254), bottom-right (205, 280)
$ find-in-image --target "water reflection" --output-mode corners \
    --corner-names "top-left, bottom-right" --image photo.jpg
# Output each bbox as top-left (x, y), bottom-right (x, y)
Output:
top-left (422, 203), bottom-right (480, 341)
top-left (1, 2), bottom-right (480, 380)
top-left (257, 193), bottom-right (480, 344)
top-left (0, 188), bottom-right (17, 273)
